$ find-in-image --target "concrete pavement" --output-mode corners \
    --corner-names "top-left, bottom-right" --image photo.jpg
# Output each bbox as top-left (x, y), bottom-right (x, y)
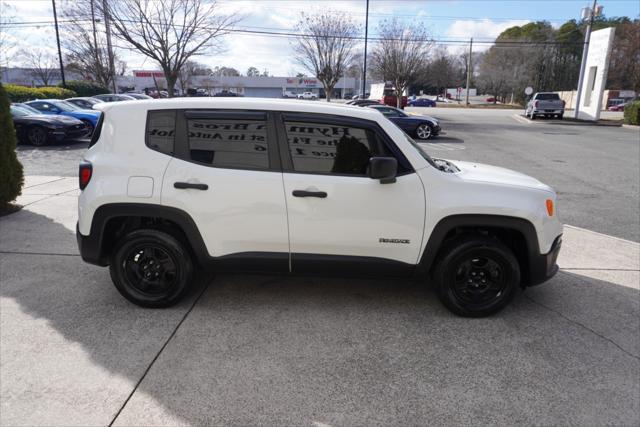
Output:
top-left (1, 176), bottom-right (638, 426)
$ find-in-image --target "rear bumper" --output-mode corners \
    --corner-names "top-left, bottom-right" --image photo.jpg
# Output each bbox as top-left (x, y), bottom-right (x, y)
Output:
top-left (76, 222), bottom-right (108, 266)
top-left (527, 235), bottom-right (562, 286)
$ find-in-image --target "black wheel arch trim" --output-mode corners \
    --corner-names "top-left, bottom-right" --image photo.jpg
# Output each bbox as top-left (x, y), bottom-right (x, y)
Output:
top-left (77, 203), bottom-right (210, 267)
top-left (416, 214), bottom-right (560, 286)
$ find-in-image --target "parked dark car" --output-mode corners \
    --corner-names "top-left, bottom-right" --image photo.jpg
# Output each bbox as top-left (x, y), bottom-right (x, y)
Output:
top-left (23, 99), bottom-right (101, 136)
top-left (91, 93), bottom-right (137, 102)
top-left (408, 97), bottom-right (436, 107)
top-left (367, 104), bottom-right (440, 140)
top-left (66, 97), bottom-right (105, 110)
top-left (10, 104), bottom-right (89, 146)
top-left (346, 99), bottom-right (382, 107)
top-left (213, 90), bottom-right (242, 97)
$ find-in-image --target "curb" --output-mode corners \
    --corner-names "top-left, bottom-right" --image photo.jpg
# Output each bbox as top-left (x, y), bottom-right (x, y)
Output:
top-left (622, 124), bottom-right (640, 130)
top-left (513, 114), bottom-right (623, 127)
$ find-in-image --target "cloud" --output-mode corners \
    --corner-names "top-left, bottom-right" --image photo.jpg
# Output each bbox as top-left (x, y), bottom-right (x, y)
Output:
top-left (445, 18), bottom-right (531, 51)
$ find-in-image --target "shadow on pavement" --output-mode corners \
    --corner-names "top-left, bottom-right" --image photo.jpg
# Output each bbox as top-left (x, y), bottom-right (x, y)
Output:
top-left (1, 209), bottom-right (638, 425)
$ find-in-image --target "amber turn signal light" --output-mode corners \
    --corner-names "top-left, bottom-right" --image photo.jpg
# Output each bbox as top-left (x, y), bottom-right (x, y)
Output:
top-left (546, 199), bottom-right (554, 216)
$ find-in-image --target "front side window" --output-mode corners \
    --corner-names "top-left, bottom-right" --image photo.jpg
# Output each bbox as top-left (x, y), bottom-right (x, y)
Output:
top-left (284, 120), bottom-right (390, 175)
top-left (186, 117), bottom-right (269, 169)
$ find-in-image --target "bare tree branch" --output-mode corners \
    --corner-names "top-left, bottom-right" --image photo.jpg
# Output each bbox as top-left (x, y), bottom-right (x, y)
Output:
top-left (21, 50), bottom-right (59, 86)
top-left (370, 19), bottom-right (433, 108)
top-left (294, 11), bottom-right (359, 102)
top-left (99, 0), bottom-right (239, 97)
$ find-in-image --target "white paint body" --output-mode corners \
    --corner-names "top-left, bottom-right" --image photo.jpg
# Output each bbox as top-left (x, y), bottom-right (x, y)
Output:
top-left (78, 98), bottom-right (562, 266)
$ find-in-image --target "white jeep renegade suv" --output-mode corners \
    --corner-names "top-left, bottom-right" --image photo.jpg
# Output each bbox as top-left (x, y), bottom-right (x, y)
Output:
top-left (77, 98), bottom-right (562, 317)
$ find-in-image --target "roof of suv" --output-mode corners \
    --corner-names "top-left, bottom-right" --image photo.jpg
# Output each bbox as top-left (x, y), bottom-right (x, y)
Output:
top-left (93, 97), bottom-right (382, 121)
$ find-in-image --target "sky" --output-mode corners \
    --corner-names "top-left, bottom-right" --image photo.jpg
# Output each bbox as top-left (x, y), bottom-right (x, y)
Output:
top-left (1, 0), bottom-right (639, 76)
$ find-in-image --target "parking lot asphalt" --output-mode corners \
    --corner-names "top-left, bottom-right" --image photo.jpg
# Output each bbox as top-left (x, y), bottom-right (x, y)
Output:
top-left (1, 176), bottom-right (639, 426)
top-left (408, 107), bottom-right (639, 242)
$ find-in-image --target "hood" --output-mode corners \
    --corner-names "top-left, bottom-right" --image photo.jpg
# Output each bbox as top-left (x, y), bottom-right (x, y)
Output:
top-left (452, 160), bottom-right (552, 192)
top-left (50, 114), bottom-right (84, 124)
top-left (406, 114), bottom-right (438, 124)
top-left (17, 114), bottom-right (83, 125)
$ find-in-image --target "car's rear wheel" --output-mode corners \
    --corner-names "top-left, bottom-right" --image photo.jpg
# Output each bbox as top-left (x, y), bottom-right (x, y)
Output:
top-left (432, 235), bottom-right (520, 317)
top-left (27, 126), bottom-right (48, 146)
top-left (415, 123), bottom-right (434, 140)
top-left (109, 229), bottom-right (194, 308)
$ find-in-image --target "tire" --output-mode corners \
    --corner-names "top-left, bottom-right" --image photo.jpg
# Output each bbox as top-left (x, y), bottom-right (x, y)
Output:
top-left (109, 229), bottom-right (194, 308)
top-left (432, 235), bottom-right (520, 317)
top-left (415, 123), bottom-right (434, 140)
top-left (81, 120), bottom-right (94, 138)
top-left (530, 113), bottom-right (536, 120)
top-left (27, 126), bottom-right (48, 146)
top-left (558, 114), bottom-right (563, 120)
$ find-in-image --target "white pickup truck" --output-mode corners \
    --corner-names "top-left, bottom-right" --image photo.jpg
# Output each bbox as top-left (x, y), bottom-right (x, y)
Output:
top-left (525, 92), bottom-right (565, 119)
top-left (297, 91), bottom-right (317, 100)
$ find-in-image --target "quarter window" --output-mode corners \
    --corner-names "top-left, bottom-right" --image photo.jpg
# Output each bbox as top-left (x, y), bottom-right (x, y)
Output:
top-left (284, 120), bottom-right (391, 175)
top-left (186, 117), bottom-right (269, 169)
top-left (146, 110), bottom-right (176, 155)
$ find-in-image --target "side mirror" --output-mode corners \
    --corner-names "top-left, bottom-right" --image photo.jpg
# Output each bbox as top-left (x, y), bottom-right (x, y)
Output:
top-left (368, 157), bottom-right (397, 184)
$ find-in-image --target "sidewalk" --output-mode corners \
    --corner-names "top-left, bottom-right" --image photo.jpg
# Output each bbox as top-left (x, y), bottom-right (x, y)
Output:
top-left (1, 176), bottom-right (638, 426)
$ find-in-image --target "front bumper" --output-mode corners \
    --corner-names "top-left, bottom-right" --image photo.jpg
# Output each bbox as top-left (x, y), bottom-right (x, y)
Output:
top-left (527, 235), bottom-right (562, 286)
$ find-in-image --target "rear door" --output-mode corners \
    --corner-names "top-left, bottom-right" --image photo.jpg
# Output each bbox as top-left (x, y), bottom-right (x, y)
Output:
top-left (277, 113), bottom-right (426, 274)
top-left (160, 109), bottom-right (290, 271)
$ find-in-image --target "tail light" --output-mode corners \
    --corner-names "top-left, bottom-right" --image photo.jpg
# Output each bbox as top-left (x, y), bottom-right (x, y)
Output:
top-left (534, 101), bottom-right (539, 108)
top-left (79, 161), bottom-right (92, 190)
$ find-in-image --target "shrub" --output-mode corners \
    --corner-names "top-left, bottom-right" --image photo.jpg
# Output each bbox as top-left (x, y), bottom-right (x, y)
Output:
top-left (4, 84), bottom-right (76, 102)
top-left (623, 101), bottom-right (640, 126)
top-left (60, 80), bottom-right (108, 97)
top-left (0, 82), bottom-right (24, 208)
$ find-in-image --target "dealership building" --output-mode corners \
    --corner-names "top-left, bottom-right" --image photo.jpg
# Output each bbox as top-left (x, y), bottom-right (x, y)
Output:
top-left (132, 71), bottom-right (362, 98)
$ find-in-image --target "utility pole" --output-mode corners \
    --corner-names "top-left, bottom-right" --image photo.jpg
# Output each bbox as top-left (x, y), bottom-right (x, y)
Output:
top-left (574, 0), bottom-right (598, 119)
top-left (102, 0), bottom-right (117, 93)
top-left (361, 0), bottom-right (369, 98)
top-left (465, 37), bottom-right (473, 105)
top-left (90, 0), bottom-right (99, 61)
top-left (51, 0), bottom-right (65, 87)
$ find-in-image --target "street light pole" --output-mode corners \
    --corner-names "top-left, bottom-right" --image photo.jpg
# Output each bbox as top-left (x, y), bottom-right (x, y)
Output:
top-left (102, 0), bottom-right (117, 93)
top-left (51, 0), bottom-right (66, 87)
top-left (574, 0), bottom-right (598, 119)
top-left (361, 0), bottom-right (369, 98)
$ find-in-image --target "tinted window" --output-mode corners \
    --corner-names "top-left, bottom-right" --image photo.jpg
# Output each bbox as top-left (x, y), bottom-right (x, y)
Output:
top-left (284, 120), bottom-right (390, 175)
top-left (186, 117), bottom-right (269, 169)
top-left (536, 93), bottom-right (560, 100)
top-left (146, 110), bottom-right (175, 155)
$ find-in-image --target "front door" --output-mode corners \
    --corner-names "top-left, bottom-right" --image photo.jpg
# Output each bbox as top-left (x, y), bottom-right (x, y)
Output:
top-left (277, 114), bottom-right (426, 274)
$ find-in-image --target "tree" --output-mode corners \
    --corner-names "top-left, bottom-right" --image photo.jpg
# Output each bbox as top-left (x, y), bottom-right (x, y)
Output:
top-left (0, 2), bottom-right (16, 67)
top-left (607, 19), bottom-right (640, 92)
top-left (100, 0), bottom-right (238, 97)
top-left (0, 82), bottom-right (24, 209)
top-left (294, 11), bottom-right (359, 101)
top-left (246, 66), bottom-right (260, 77)
top-left (22, 50), bottom-right (59, 86)
top-left (211, 66), bottom-right (240, 77)
top-left (370, 19), bottom-right (433, 108)
top-left (61, 0), bottom-right (117, 89)
top-left (179, 60), bottom-right (211, 93)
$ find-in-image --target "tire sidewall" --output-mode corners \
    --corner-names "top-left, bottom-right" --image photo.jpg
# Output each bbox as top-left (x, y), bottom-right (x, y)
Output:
top-left (416, 123), bottom-right (433, 140)
top-left (28, 126), bottom-right (48, 146)
top-left (109, 230), bottom-right (194, 308)
top-left (434, 238), bottom-right (520, 317)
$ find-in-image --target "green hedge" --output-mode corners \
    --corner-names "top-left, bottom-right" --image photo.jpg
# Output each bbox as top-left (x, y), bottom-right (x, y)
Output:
top-left (4, 84), bottom-right (76, 102)
top-left (59, 80), bottom-right (108, 97)
top-left (623, 101), bottom-right (640, 126)
top-left (0, 83), bottom-right (24, 208)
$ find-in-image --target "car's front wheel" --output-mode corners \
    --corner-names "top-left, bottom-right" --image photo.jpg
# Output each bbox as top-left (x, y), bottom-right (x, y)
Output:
top-left (415, 123), bottom-right (434, 140)
top-left (27, 126), bottom-right (48, 146)
top-left (432, 235), bottom-right (520, 317)
top-left (109, 229), bottom-right (194, 308)
top-left (81, 120), bottom-right (94, 137)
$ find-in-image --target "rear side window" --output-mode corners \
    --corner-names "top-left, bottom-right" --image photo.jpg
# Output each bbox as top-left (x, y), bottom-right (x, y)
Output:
top-left (185, 116), bottom-right (269, 169)
top-left (146, 110), bottom-right (176, 155)
top-left (284, 120), bottom-right (391, 175)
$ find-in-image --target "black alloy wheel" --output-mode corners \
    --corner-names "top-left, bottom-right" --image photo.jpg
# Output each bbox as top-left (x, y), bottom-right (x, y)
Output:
top-left (110, 229), bottom-right (194, 307)
top-left (27, 126), bottom-right (48, 146)
top-left (433, 235), bottom-right (520, 317)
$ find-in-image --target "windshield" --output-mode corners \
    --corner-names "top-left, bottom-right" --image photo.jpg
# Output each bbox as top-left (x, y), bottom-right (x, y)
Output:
top-left (536, 93), bottom-right (560, 101)
top-left (402, 130), bottom-right (438, 168)
top-left (12, 104), bottom-right (41, 115)
top-left (11, 106), bottom-right (33, 117)
top-left (51, 100), bottom-right (81, 111)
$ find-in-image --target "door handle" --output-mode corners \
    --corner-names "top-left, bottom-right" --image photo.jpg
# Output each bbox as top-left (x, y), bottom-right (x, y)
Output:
top-left (292, 190), bottom-right (327, 198)
top-left (174, 182), bottom-right (209, 190)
